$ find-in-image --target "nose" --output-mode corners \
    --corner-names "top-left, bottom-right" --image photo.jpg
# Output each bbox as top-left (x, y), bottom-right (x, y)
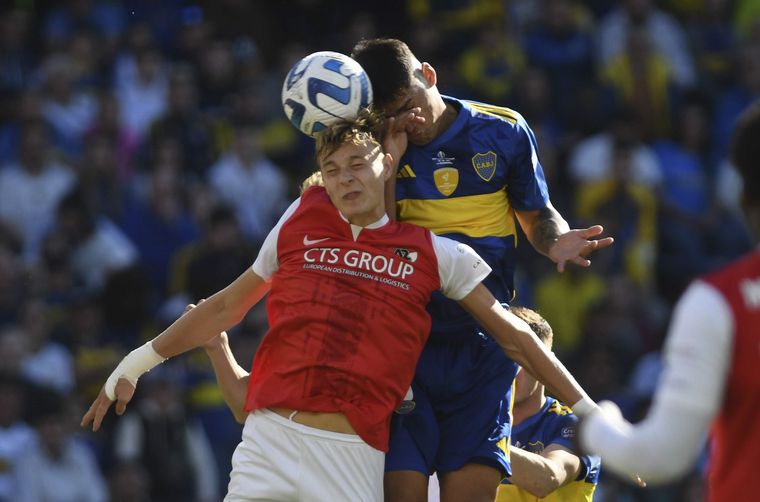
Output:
top-left (338, 168), bottom-right (354, 185)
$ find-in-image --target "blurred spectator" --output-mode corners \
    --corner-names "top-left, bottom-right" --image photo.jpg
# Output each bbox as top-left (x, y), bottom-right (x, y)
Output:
top-left (111, 364), bottom-right (219, 502)
top-left (0, 119), bottom-right (76, 263)
top-left (685, 0), bottom-right (737, 93)
top-left (15, 387), bottom-right (107, 502)
top-left (207, 121), bottom-right (289, 242)
top-left (197, 38), bottom-right (238, 112)
top-left (576, 143), bottom-right (658, 288)
top-left (17, 298), bottom-right (75, 394)
top-left (653, 94), bottom-right (752, 301)
top-left (107, 461), bottom-right (151, 502)
top-left (0, 226), bottom-right (24, 325)
top-left (39, 53), bottom-right (100, 158)
top-left (86, 91), bottom-right (140, 181)
top-left (456, 21), bottom-right (526, 103)
top-left (711, 42), bottom-right (760, 165)
top-left (149, 65), bottom-right (215, 179)
top-left (406, 0), bottom-right (505, 55)
top-left (114, 44), bottom-right (169, 139)
top-left (0, 7), bottom-right (35, 95)
top-left (522, 0), bottom-right (595, 125)
top-left (0, 89), bottom-right (44, 165)
top-left (533, 267), bottom-right (605, 356)
top-left (596, 0), bottom-right (697, 87)
top-left (120, 135), bottom-right (200, 295)
top-left (169, 204), bottom-right (253, 301)
top-left (0, 375), bottom-right (35, 502)
top-left (600, 25), bottom-right (679, 139)
top-left (78, 129), bottom-right (125, 218)
top-left (42, 0), bottom-right (127, 55)
top-left (568, 107), bottom-right (662, 188)
top-left (53, 186), bottom-right (138, 292)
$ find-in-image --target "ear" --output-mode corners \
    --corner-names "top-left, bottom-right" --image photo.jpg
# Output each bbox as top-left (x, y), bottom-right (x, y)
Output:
top-left (421, 62), bottom-right (437, 88)
top-left (381, 152), bottom-right (394, 181)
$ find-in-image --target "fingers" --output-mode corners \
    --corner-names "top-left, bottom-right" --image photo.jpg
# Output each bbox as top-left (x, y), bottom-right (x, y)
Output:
top-left (80, 389), bottom-right (114, 432)
top-left (580, 225), bottom-right (604, 237)
top-left (183, 303), bottom-right (196, 315)
top-left (556, 260), bottom-right (566, 273)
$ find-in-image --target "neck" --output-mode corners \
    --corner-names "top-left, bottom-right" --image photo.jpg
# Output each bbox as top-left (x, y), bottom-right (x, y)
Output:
top-left (434, 100), bottom-right (457, 138)
top-left (513, 390), bottom-right (546, 426)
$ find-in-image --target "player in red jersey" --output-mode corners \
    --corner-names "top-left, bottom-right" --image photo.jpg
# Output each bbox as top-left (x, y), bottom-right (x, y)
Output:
top-left (580, 102), bottom-right (760, 501)
top-left (82, 111), bottom-right (599, 501)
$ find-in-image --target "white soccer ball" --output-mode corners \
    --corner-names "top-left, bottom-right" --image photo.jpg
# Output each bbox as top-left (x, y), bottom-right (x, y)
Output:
top-left (281, 51), bottom-right (373, 137)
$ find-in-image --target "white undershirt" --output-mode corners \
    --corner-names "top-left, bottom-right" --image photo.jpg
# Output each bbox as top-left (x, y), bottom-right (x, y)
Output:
top-left (580, 281), bottom-right (733, 484)
top-left (251, 197), bottom-right (491, 300)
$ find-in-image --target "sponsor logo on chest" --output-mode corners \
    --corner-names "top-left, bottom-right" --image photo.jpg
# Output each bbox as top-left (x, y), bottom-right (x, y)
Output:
top-left (303, 247), bottom-right (415, 280)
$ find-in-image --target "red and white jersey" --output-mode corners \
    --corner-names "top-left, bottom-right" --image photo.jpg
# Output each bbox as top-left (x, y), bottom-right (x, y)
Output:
top-left (245, 187), bottom-right (491, 451)
top-left (581, 250), bottom-right (760, 497)
top-left (702, 251), bottom-right (760, 502)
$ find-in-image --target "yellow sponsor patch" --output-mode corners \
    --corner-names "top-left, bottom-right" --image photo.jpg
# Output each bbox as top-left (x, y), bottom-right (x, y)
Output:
top-left (433, 167), bottom-right (459, 196)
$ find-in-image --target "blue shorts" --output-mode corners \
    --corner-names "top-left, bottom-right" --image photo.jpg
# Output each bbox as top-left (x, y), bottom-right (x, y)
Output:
top-left (385, 329), bottom-right (518, 476)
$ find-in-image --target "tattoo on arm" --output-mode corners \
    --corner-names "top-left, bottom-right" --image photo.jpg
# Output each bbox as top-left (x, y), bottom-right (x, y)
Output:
top-left (532, 206), bottom-right (565, 255)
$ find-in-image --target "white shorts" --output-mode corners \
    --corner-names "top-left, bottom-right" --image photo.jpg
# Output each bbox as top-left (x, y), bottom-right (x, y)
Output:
top-left (225, 409), bottom-right (385, 502)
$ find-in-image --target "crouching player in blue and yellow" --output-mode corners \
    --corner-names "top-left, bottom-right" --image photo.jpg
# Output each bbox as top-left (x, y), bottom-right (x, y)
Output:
top-left (497, 307), bottom-right (600, 502)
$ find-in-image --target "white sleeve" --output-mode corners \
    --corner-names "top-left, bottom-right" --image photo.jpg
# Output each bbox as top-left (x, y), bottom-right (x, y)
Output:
top-left (580, 281), bottom-right (732, 484)
top-left (431, 233), bottom-right (492, 300)
top-left (251, 197), bottom-right (301, 279)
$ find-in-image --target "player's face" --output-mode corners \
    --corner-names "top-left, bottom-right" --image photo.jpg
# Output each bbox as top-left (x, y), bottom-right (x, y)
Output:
top-left (320, 140), bottom-right (391, 226)
top-left (513, 366), bottom-right (540, 405)
top-left (384, 69), bottom-right (440, 146)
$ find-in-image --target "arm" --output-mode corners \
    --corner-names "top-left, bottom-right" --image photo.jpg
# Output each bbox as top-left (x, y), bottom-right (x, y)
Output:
top-left (381, 108), bottom-right (425, 221)
top-left (516, 204), bottom-right (613, 273)
top-left (509, 444), bottom-right (582, 499)
top-left (203, 332), bottom-right (250, 423)
top-left (580, 281), bottom-right (731, 484)
top-left (457, 284), bottom-right (591, 411)
top-left (81, 268), bottom-right (270, 431)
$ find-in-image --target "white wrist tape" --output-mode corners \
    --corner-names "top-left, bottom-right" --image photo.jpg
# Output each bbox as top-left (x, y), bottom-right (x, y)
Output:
top-left (571, 396), bottom-right (600, 418)
top-left (105, 342), bottom-right (166, 400)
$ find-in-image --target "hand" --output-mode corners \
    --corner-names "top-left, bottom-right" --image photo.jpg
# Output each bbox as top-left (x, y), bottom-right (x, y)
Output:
top-left (183, 300), bottom-right (228, 351)
top-left (382, 107), bottom-right (425, 164)
top-left (81, 377), bottom-right (135, 432)
top-left (548, 225), bottom-right (614, 273)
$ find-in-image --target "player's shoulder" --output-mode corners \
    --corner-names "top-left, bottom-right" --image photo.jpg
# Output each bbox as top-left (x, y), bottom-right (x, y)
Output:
top-left (545, 397), bottom-right (578, 420)
top-left (457, 97), bottom-right (525, 127)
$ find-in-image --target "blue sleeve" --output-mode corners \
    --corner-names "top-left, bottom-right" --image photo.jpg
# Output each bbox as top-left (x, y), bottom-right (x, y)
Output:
top-left (545, 412), bottom-right (578, 451)
top-left (504, 116), bottom-right (550, 211)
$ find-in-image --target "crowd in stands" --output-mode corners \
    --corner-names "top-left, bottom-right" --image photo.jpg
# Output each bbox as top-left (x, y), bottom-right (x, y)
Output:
top-left (0, 1), bottom-right (757, 500)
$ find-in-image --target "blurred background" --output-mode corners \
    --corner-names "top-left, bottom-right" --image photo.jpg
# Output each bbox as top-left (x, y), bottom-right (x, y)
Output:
top-left (0, 0), bottom-right (757, 500)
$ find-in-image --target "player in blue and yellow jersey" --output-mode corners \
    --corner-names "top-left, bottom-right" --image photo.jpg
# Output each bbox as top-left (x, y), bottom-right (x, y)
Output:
top-left (352, 39), bottom-right (612, 501)
top-left (498, 307), bottom-right (599, 502)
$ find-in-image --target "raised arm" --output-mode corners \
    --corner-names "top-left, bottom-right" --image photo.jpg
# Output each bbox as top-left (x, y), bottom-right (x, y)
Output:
top-left (81, 268), bottom-right (270, 431)
top-left (516, 204), bottom-right (613, 273)
top-left (457, 284), bottom-right (595, 415)
top-left (203, 332), bottom-right (250, 423)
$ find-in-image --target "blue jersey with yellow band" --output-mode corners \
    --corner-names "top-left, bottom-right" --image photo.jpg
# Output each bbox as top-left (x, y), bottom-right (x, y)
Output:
top-left (496, 397), bottom-right (601, 502)
top-left (395, 96), bottom-right (550, 337)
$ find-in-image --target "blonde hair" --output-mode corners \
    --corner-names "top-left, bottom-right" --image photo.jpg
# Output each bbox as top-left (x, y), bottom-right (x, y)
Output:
top-left (314, 107), bottom-right (385, 164)
top-left (300, 171), bottom-right (323, 192)
top-left (510, 307), bottom-right (553, 348)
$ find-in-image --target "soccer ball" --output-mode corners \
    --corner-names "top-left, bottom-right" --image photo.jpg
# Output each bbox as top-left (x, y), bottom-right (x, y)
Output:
top-left (281, 51), bottom-right (373, 137)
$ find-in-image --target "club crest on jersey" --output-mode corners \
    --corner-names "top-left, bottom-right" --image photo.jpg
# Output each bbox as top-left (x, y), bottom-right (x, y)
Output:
top-left (394, 248), bottom-right (418, 262)
top-left (472, 151), bottom-right (497, 182)
top-left (434, 167), bottom-right (458, 196)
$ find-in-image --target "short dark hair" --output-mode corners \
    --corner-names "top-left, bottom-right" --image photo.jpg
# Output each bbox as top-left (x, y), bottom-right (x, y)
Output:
top-left (731, 102), bottom-right (760, 207)
top-left (510, 306), bottom-right (553, 348)
top-left (352, 38), bottom-right (417, 110)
